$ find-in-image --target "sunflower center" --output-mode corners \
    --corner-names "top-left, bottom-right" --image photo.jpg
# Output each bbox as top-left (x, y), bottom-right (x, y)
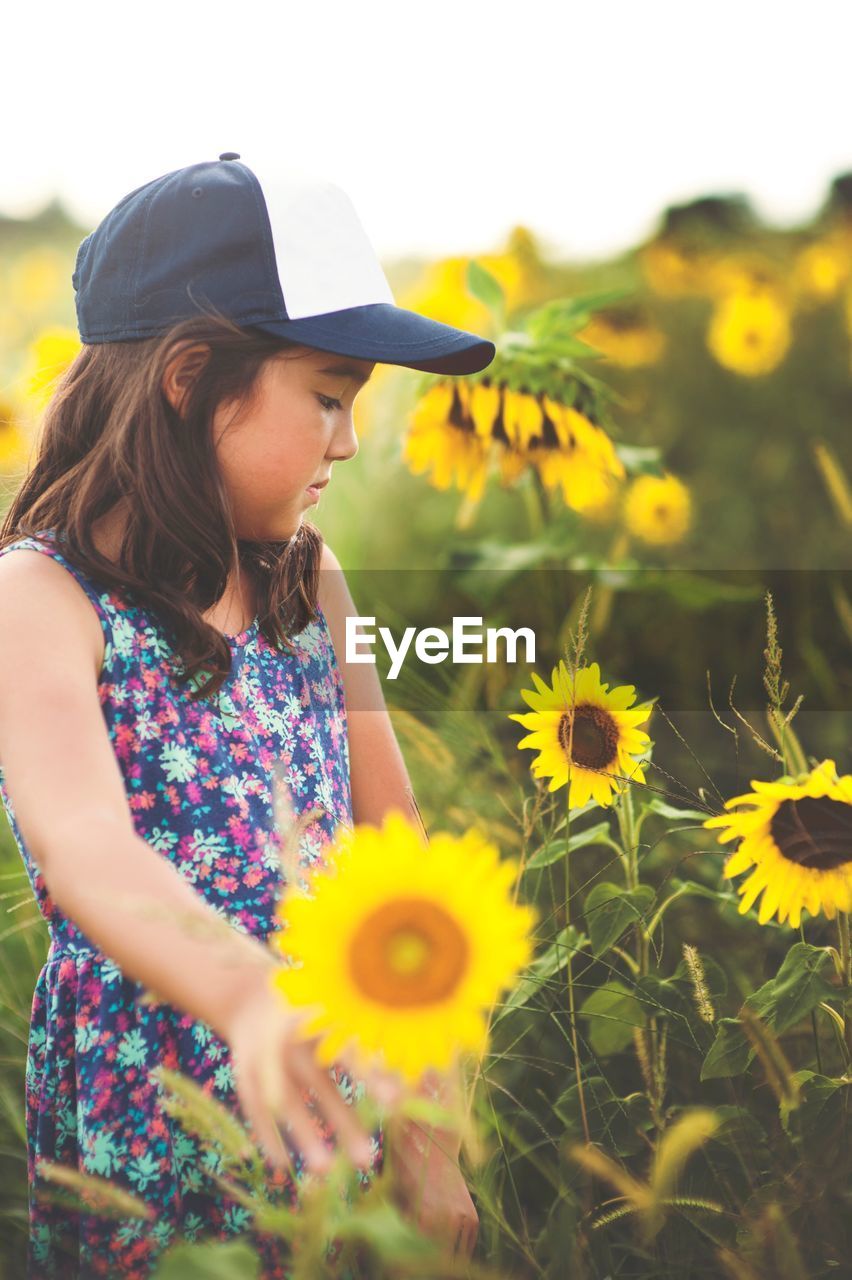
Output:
top-left (349, 897), bottom-right (469, 1007)
top-left (558, 704), bottom-right (619, 770)
top-left (769, 796), bottom-right (852, 871)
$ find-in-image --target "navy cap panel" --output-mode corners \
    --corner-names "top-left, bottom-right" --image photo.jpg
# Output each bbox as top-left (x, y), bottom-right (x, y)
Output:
top-left (77, 161), bottom-right (289, 341)
top-left (74, 165), bottom-right (195, 338)
top-left (129, 162), bottom-right (284, 323)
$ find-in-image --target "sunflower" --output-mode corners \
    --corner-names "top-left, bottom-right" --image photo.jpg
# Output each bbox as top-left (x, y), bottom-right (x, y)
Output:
top-left (404, 377), bottom-right (624, 513)
top-left (269, 810), bottom-right (538, 1085)
top-left (509, 661), bottom-right (653, 809)
top-left (706, 288), bottom-right (791, 377)
top-left (623, 472), bottom-right (692, 546)
top-left (703, 759), bottom-right (852, 927)
top-left (402, 381), bottom-right (490, 502)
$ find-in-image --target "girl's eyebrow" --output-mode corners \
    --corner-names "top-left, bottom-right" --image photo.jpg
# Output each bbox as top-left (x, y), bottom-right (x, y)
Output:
top-left (317, 362), bottom-right (373, 387)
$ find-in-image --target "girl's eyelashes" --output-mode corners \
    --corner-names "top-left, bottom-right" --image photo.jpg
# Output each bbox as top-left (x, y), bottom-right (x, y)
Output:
top-left (316, 393), bottom-right (343, 412)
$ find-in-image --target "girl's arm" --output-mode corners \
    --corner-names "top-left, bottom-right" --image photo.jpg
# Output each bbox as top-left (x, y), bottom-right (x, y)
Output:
top-left (317, 543), bottom-right (421, 835)
top-left (317, 544), bottom-right (465, 1159)
top-left (0, 550), bottom-right (275, 1038)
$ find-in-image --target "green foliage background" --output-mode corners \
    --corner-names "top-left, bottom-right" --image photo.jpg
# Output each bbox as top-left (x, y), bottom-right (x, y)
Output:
top-left (0, 176), bottom-right (850, 1278)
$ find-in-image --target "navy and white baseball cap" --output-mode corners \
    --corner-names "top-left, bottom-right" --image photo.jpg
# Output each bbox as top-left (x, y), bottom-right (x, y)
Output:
top-left (72, 152), bottom-right (496, 376)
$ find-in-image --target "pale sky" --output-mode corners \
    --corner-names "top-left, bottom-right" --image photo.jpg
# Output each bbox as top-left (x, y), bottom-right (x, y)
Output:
top-left (4, 0), bottom-right (851, 262)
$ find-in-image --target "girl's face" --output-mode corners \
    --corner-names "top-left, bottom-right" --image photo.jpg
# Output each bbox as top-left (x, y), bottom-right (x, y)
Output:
top-left (211, 346), bottom-right (375, 540)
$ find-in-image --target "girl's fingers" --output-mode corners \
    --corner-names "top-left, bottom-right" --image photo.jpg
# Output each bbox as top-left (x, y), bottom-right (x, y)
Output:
top-left (233, 1055), bottom-right (294, 1174)
top-left (272, 1079), bottom-right (336, 1175)
top-left (258, 1034), bottom-right (337, 1175)
top-left (292, 1051), bottom-right (376, 1168)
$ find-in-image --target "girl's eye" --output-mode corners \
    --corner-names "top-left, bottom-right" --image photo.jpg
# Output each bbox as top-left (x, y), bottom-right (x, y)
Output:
top-left (316, 393), bottom-right (342, 412)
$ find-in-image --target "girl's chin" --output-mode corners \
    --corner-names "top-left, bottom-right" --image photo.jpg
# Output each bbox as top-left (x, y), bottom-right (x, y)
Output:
top-left (237, 512), bottom-right (304, 542)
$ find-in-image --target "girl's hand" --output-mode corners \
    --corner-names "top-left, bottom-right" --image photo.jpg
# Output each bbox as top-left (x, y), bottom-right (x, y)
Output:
top-left (224, 972), bottom-right (403, 1176)
top-left (390, 1135), bottom-right (480, 1261)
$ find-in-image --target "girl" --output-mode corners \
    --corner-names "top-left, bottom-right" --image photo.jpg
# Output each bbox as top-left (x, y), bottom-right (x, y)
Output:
top-left (0, 154), bottom-right (495, 1278)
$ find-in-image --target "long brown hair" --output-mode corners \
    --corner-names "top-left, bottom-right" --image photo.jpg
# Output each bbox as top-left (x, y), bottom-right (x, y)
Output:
top-left (0, 312), bottom-right (326, 700)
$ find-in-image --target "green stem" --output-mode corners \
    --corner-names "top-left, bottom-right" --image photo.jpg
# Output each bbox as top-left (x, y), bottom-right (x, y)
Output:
top-left (767, 709), bottom-right (808, 777)
top-left (564, 785), bottom-right (590, 1144)
top-left (617, 787), bottom-right (650, 974)
top-left (590, 531), bottom-right (632, 634)
top-left (619, 784), bottom-right (662, 1128)
top-left (837, 912), bottom-right (852, 1065)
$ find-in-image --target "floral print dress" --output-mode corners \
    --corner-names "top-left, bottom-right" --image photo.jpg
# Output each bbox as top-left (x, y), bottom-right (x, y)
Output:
top-left (0, 531), bottom-right (383, 1278)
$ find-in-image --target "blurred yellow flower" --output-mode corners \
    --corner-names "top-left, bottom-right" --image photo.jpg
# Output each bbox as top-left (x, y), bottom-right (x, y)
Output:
top-left (21, 327), bottom-right (82, 412)
top-left (706, 289), bottom-right (791, 377)
top-left (790, 236), bottom-right (850, 305)
top-left (639, 241), bottom-right (713, 297)
top-left (573, 478), bottom-right (623, 524)
top-left (577, 311), bottom-right (667, 368)
top-left (509, 660), bottom-right (652, 808)
top-left (269, 809), bottom-right (538, 1085)
top-left (0, 401), bottom-right (30, 471)
top-left (704, 759), bottom-right (852, 927)
top-left (623, 472), bottom-right (692, 546)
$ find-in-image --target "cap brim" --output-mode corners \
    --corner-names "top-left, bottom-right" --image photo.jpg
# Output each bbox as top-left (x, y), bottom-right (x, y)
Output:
top-left (249, 302), bottom-right (496, 375)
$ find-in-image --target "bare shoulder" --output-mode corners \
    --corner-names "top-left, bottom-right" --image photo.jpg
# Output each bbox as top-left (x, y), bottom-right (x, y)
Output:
top-left (0, 545), bottom-right (135, 875)
top-left (319, 540), bottom-right (342, 574)
top-left (317, 541), bottom-right (346, 615)
top-left (0, 546), bottom-right (105, 682)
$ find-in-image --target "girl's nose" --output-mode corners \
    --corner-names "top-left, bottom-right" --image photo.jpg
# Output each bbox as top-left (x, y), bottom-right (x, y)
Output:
top-left (331, 415), bottom-right (359, 463)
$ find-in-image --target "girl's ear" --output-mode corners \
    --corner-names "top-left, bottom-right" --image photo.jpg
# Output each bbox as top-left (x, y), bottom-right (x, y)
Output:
top-left (161, 342), bottom-right (211, 417)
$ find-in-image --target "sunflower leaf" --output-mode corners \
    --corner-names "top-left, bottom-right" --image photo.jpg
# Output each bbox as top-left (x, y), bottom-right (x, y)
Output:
top-left (612, 442), bottom-right (664, 474)
top-left (701, 943), bottom-right (837, 1080)
top-left (555, 1076), bottom-right (654, 1156)
top-left (526, 821), bottom-right (615, 871)
top-left (642, 796), bottom-right (715, 824)
top-left (465, 260), bottom-right (506, 327)
top-left (700, 1018), bottom-right (753, 1080)
top-left (580, 981), bottom-right (645, 1056)
top-left (633, 572), bottom-right (764, 610)
top-left (750, 942), bottom-right (837, 1034)
top-left (584, 882), bottom-right (655, 957)
top-left (780, 1072), bottom-right (851, 1166)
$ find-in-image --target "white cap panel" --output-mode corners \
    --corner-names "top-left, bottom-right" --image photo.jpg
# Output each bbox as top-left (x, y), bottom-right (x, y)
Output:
top-left (253, 163), bottom-right (395, 319)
